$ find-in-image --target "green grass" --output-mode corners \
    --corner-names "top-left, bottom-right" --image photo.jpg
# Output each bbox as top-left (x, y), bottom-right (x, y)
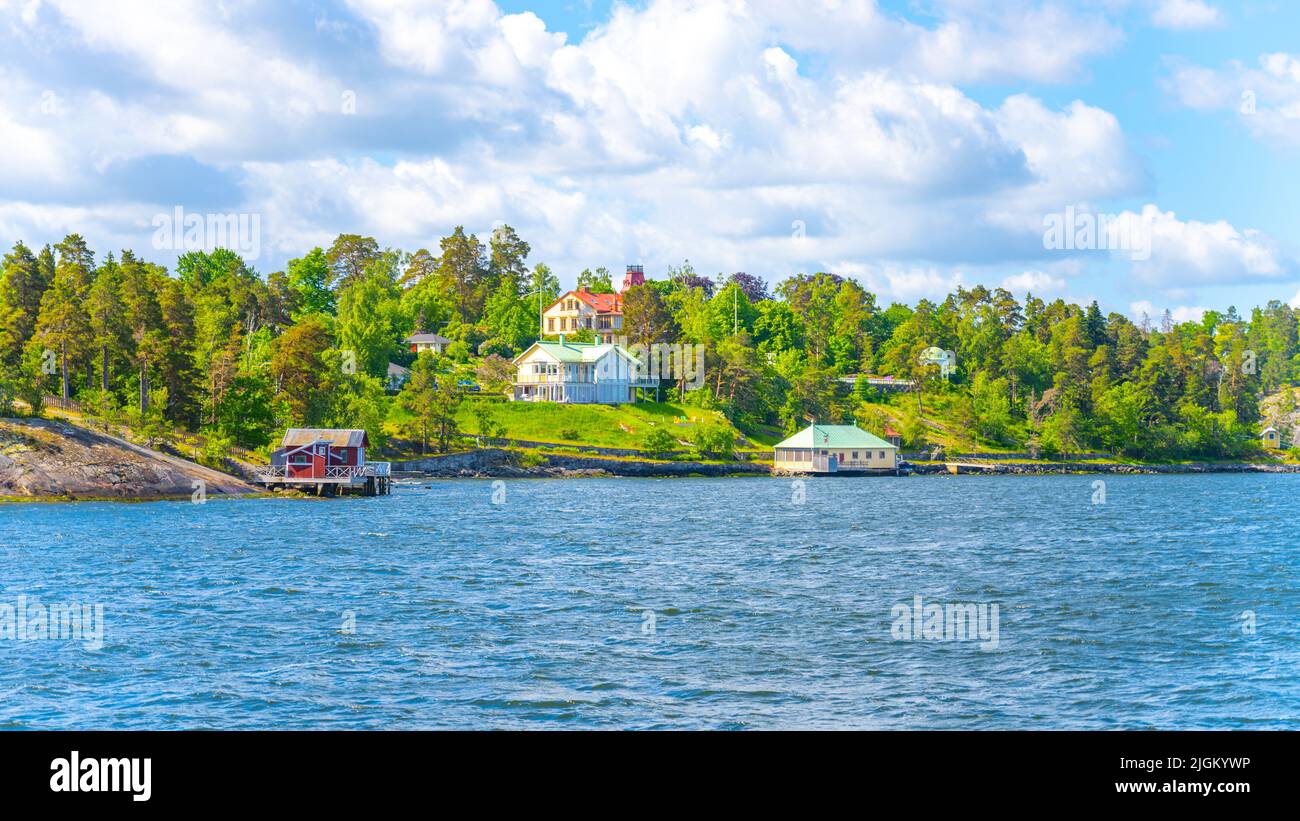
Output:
top-left (454, 400), bottom-right (743, 449)
top-left (386, 398), bottom-right (751, 451)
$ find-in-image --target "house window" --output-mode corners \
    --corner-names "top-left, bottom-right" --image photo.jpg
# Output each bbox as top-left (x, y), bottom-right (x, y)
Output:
top-left (852, 452), bottom-right (858, 460)
top-left (879, 451), bottom-right (885, 459)
top-left (548, 318), bottom-right (554, 331)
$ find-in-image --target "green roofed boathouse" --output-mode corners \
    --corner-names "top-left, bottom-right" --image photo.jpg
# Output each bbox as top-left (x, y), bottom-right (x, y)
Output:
top-left (774, 423), bottom-right (898, 474)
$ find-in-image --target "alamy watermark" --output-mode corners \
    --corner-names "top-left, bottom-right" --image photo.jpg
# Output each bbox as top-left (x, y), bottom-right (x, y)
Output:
top-left (152, 206), bottom-right (261, 261)
top-left (1043, 205), bottom-right (1153, 262)
top-left (616, 337), bottom-right (706, 390)
top-left (891, 595), bottom-right (999, 650)
top-left (0, 595), bottom-right (104, 650)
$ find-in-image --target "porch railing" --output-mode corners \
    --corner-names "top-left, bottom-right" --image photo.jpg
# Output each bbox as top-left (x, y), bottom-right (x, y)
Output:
top-left (257, 462), bottom-right (390, 481)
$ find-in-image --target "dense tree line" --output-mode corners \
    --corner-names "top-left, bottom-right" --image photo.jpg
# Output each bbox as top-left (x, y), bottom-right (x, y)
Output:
top-left (0, 227), bottom-right (1284, 460)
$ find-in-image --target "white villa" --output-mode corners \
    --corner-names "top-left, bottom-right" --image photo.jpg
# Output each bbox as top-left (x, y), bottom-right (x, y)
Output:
top-left (774, 423), bottom-right (898, 473)
top-left (511, 338), bottom-right (656, 403)
top-left (405, 332), bottom-right (450, 355)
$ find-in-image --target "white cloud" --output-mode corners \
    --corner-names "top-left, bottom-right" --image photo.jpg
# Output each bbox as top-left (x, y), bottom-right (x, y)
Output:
top-left (1150, 0), bottom-right (1221, 31)
top-left (0, 0), bottom-right (1285, 308)
top-left (1002, 270), bottom-right (1067, 295)
top-left (1128, 300), bottom-right (1208, 324)
top-left (1165, 52), bottom-right (1300, 145)
top-left (1122, 204), bottom-right (1291, 287)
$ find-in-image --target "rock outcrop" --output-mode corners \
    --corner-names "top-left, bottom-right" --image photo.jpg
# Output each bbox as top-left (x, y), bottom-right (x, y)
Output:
top-left (0, 418), bottom-right (261, 499)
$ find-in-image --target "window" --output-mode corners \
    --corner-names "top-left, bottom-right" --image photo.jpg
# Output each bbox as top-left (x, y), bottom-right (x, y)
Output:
top-left (879, 451), bottom-right (885, 459)
top-left (852, 452), bottom-right (858, 460)
top-left (548, 318), bottom-right (554, 331)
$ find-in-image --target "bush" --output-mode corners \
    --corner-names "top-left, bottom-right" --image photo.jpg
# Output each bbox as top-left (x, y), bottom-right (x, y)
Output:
top-left (512, 449), bottom-right (545, 467)
top-left (559, 428), bottom-right (580, 441)
top-left (642, 427), bottom-right (678, 455)
top-left (690, 423), bottom-right (734, 458)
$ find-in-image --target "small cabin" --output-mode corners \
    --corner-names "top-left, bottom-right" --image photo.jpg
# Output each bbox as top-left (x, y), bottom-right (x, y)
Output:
top-left (1261, 426), bottom-right (1282, 449)
top-left (259, 428), bottom-right (390, 495)
top-left (406, 333), bottom-right (450, 355)
top-left (774, 423), bottom-right (898, 473)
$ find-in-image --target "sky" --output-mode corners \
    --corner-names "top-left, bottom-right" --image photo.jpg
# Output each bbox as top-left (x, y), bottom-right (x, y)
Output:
top-left (1, 0), bottom-right (1298, 321)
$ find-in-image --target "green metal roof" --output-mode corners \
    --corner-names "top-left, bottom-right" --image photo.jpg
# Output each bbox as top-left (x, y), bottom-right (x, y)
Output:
top-left (520, 341), bottom-right (620, 364)
top-left (775, 424), bottom-right (895, 450)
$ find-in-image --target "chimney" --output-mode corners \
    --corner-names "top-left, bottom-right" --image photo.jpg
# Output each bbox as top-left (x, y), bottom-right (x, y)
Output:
top-left (577, 285), bottom-right (589, 293)
top-left (621, 264), bottom-right (645, 293)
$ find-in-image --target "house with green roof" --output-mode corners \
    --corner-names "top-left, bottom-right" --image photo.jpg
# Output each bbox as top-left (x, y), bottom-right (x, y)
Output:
top-left (774, 423), bottom-right (898, 473)
top-left (511, 337), bottom-right (657, 403)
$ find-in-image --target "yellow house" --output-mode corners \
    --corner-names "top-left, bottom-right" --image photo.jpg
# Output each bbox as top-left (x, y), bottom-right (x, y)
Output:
top-left (774, 423), bottom-right (898, 473)
top-left (1262, 426), bottom-right (1282, 449)
top-left (542, 288), bottom-right (623, 344)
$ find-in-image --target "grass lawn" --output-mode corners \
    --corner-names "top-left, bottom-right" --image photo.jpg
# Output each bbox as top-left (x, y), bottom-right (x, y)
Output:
top-left (387, 398), bottom-right (749, 450)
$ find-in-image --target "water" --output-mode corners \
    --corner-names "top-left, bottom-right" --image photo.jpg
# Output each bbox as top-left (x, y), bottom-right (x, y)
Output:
top-left (1, 475), bottom-right (1296, 729)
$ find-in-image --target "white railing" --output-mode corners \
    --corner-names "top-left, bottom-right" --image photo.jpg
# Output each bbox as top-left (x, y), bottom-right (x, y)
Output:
top-left (515, 374), bottom-right (566, 384)
top-left (258, 463), bottom-right (388, 481)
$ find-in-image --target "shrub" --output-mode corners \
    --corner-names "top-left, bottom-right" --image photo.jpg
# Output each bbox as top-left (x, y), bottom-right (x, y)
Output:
top-left (690, 423), bottom-right (734, 458)
top-left (642, 427), bottom-right (678, 455)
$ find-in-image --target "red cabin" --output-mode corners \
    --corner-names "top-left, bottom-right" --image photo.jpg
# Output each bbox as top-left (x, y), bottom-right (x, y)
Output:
top-left (260, 429), bottom-right (390, 495)
top-left (273, 428), bottom-right (368, 479)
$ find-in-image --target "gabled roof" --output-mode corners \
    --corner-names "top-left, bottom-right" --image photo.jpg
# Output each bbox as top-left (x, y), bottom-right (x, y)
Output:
top-left (775, 424), bottom-right (895, 450)
top-left (281, 428), bottom-right (369, 448)
top-left (547, 289), bottom-right (623, 314)
top-left (405, 332), bottom-right (450, 344)
top-left (512, 340), bottom-right (632, 365)
top-left (387, 362), bottom-right (411, 377)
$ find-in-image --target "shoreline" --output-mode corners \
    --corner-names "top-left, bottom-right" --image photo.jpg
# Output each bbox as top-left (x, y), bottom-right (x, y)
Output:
top-left (390, 450), bottom-right (1300, 480)
top-left (7, 461), bottom-right (1299, 501)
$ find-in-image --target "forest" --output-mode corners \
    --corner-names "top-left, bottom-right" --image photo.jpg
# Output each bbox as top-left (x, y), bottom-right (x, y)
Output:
top-left (0, 226), bottom-right (1286, 461)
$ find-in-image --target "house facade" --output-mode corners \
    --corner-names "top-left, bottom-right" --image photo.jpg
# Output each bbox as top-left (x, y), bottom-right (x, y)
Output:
top-left (1262, 426), bottom-right (1282, 449)
top-left (385, 362), bottom-right (410, 392)
top-left (543, 288), bottom-right (623, 344)
top-left (774, 423), bottom-right (898, 472)
top-left (541, 265), bottom-right (646, 344)
top-left (511, 339), bottom-right (656, 404)
top-left (405, 332), bottom-right (450, 355)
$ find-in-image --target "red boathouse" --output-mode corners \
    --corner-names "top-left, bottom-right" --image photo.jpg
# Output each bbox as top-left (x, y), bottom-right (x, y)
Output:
top-left (258, 429), bottom-right (391, 496)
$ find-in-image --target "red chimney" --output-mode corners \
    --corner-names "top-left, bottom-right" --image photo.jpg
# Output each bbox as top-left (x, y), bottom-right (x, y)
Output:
top-left (621, 264), bottom-right (645, 292)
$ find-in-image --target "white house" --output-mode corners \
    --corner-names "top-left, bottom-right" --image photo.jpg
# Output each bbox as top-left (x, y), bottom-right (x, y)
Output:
top-left (774, 423), bottom-right (898, 472)
top-left (511, 338), bottom-right (656, 404)
top-left (405, 332), bottom-right (450, 355)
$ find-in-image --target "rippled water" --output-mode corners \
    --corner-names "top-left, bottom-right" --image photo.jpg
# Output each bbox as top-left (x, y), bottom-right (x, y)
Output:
top-left (1, 475), bottom-right (1297, 729)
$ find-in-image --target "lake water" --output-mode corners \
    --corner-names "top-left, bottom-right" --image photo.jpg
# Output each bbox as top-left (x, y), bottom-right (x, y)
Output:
top-left (1, 475), bottom-right (1297, 729)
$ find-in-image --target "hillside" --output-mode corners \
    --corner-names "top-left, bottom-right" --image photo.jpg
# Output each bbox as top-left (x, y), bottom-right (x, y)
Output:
top-left (387, 399), bottom-right (770, 453)
top-left (0, 418), bottom-right (261, 500)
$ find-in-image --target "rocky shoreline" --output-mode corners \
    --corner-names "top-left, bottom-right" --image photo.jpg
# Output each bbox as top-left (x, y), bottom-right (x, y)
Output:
top-left (392, 448), bottom-right (1300, 479)
top-left (0, 418), bottom-right (262, 500)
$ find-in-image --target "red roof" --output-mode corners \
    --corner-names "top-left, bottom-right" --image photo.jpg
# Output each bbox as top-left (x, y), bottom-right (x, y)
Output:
top-left (550, 289), bottom-right (623, 314)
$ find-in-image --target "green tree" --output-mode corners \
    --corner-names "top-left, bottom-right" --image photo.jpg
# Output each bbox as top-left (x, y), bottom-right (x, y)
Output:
top-left (286, 248), bottom-right (336, 316)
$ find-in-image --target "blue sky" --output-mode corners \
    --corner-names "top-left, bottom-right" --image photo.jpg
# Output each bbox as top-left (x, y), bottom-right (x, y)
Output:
top-left (1, 0), bottom-right (1297, 320)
